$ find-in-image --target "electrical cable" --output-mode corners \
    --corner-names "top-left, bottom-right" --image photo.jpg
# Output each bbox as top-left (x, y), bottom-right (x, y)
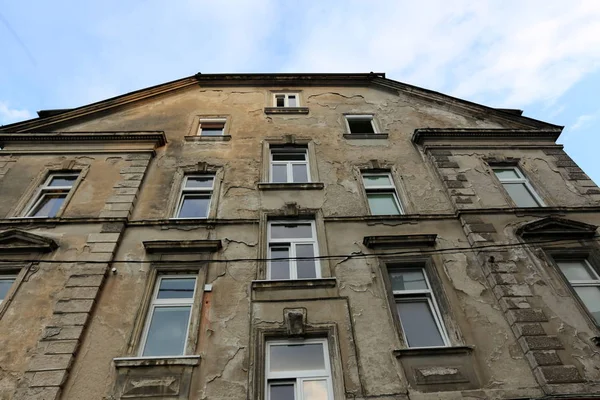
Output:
top-left (0, 236), bottom-right (597, 264)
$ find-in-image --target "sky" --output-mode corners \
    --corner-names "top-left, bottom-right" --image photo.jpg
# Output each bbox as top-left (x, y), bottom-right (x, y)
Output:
top-left (1, 0), bottom-right (599, 182)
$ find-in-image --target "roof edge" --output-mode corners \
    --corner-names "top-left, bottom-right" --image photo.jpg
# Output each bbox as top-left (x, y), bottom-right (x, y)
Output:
top-left (412, 128), bottom-right (562, 145)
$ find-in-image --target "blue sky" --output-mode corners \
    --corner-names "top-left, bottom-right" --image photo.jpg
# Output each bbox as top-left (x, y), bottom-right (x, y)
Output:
top-left (1, 1), bottom-right (599, 182)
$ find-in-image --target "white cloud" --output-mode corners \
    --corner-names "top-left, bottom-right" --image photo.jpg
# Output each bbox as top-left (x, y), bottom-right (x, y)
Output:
top-left (571, 111), bottom-right (600, 131)
top-left (0, 101), bottom-right (33, 125)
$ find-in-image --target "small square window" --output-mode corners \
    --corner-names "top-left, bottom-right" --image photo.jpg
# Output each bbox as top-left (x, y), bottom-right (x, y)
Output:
top-left (25, 173), bottom-right (79, 218)
top-left (265, 339), bottom-right (333, 399)
top-left (139, 275), bottom-right (198, 357)
top-left (273, 93), bottom-right (300, 108)
top-left (388, 267), bottom-right (449, 348)
top-left (198, 119), bottom-right (226, 136)
top-left (270, 148), bottom-right (310, 183)
top-left (362, 172), bottom-right (403, 215)
top-left (268, 221), bottom-right (319, 280)
top-left (174, 175), bottom-right (215, 219)
top-left (346, 115), bottom-right (377, 134)
top-left (493, 167), bottom-right (544, 207)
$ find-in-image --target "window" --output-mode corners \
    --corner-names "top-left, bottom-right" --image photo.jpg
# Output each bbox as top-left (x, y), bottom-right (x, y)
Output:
top-left (493, 167), bottom-right (544, 207)
top-left (265, 339), bottom-right (333, 400)
top-left (25, 173), bottom-right (79, 217)
top-left (174, 175), bottom-right (214, 218)
top-left (274, 93), bottom-right (299, 108)
top-left (139, 275), bottom-right (197, 357)
top-left (197, 118), bottom-right (226, 136)
top-left (345, 115), bottom-right (377, 134)
top-left (268, 221), bottom-right (320, 280)
top-left (555, 258), bottom-right (600, 325)
top-left (270, 148), bottom-right (310, 183)
top-left (389, 267), bottom-right (449, 348)
top-left (362, 172), bottom-right (403, 215)
top-left (0, 275), bottom-right (17, 305)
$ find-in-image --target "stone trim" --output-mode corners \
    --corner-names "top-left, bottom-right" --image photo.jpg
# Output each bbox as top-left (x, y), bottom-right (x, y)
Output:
top-left (0, 131), bottom-right (167, 147)
top-left (412, 128), bottom-right (561, 145)
top-left (427, 149), bottom-right (476, 210)
top-left (543, 148), bottom-right (600, 203)
top-left (143, 239), bottom-right (222, 253)
top-left (342, 133), bottom-right (389, 140)
top-left (113, 355), bottom-right (200, 367)
top-left (516, 216), bottom-right (597, 239)
top-left (363, 234), bottom-right (437, 249)
top-left (0, 230), bottom-right (58, 252)
top-left (393, 345), bottom-right (474, 357)
top-left (257, 182), bottom-right (324, 191)
top-left (184, 135), bottom-right (232, 142)
top-left (264, 107), bottom-right (309, 114)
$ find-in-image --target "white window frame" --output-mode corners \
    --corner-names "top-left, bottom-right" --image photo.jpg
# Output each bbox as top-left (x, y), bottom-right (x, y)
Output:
top-left (362, 172), bottom-right (403, 215)
top-left (273, 93), bottom-right (300, 108)
top-left (138, 274), bottom-right (197, 357)
top-left (24, 173), bottom-right (79, 218)
top-left (0, 274), bottom-right (17, 305)
top-left (174, 175), bottom-right (215, 219)
top-left (269, 148), bottom-right (311, 183)
top-left (391, 267), bottom-right (450, 348)
top-left (197, 118), bottom-right (227, 136)
top-left (556, 258), bottom-right (600, 322)
top-left (265, 338), bottom-right (334, 400)
top-left (345, 114), bottom-right (379, 134)
top-left (493, 166), bottom-right (545, 207)
top-left (267, 220), bottom-right (320, 280)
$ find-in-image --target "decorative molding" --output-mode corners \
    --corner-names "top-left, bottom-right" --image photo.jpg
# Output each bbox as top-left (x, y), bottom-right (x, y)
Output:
top-left (516, 216), bottom-right (598, 239)
top-left (393, 346), bottom-right (474, 357)
top-left (0, 229), bottom-right (58, 252)
top-left (343, 133), bottom-right (389, 140)
top-left (412, 128), bottom-right (561, 145)
top-left (0, 131), bottom-right (167, 147)
top-left (257, 182), bottom-right (324, 191)
top-left (363, 234), bottom-right (437, 249)
top-left (143, 240), bottom-right (222, 253)
top-left (113, 356), bottom-right (201, 368)
top-left (264, 107), bottom-right (309, 115)
top-left (284, 308), bottom-right (307, 336)
top-left (252, 278), bottom-right (337, 291)
top-left (184, 135), bottom-right (231, 142)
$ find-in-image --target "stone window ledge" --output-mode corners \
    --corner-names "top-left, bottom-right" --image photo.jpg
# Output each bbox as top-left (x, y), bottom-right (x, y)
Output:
top-left (343, 133), bottom-right (389, 140)
top-left (258, 182), bottom-right (324, 191)
top-left (113, 355), bottom-right (201, 368)
top-left (252, 278), bottom-right (336, 291)
top-left (393, 345), bottom-right (474, 358)
top-left (184, 135), bottom-right (231, 142)
top-left (264, 107), bottom-right (309, 115)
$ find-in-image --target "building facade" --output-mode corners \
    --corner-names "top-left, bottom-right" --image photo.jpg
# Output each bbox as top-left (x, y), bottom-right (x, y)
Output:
top-left (0, 73), bottom-right (599, 399)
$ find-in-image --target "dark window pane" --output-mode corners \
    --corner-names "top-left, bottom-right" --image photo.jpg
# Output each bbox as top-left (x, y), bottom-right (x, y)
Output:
top-left (270, 383), bottom-right (295, 400)
top-left (348, 119), bottom-right (374, 133)
top-left (142, 306), bottom-right (191, 356)
top-left (503, 183), bottom-right (540, 207)
top-left (48, 176), bottom-right (77, 187)
top-left (288, 95), bottom-right (297, 107)
top-left (178, 196), bottom-right (210, 218)
top-left (296, 244), bottom-right (316, 279)
top-left (31, 194), bottom-right (66, 217)
top-left (157, 278), bottom-right (196, 299)
top-left (574, 286), bottom-right (600, 324)
top-left (270, 247), bottom-right (290, 279)
top-left (0, 278), bottom-right (15, 301)
top-left (201, 127), bottom-right (224, 136)
top-left (269, 343), bottom-right (325, 372)
top-left (271, 224), bottom-right (312, 239)
top-left (396, 300), bottom-right (444, 347)
top-left (272, 164), bottom-right (288, 183)
top-left (272, 152), bottom-right (306, 161)
top-left (185, 177), bottom-right (214, 188)
top-left (292, 164), bottom-right (309, 183)
top-left (389, 270), bottom-right (427, 291)
top-left (367, 193), bottom-right (400, 215)
top-left (276, 95), bottom-right (285, 107)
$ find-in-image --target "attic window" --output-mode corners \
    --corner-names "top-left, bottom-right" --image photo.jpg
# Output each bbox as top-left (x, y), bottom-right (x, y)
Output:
top-left (198, 119), bottom-right (226, 136)
top-left (274, 94), bottom-right (299, 108)
top-left (346, 115), bottom-right (377, 134)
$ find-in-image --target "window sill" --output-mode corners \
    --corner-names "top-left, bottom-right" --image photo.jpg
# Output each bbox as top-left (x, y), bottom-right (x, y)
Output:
top-left (114, 355), bottom-right (201, 368)
top-left (393, 345), bottom-right (474, 358)
top-left (184, 135), bottom-right (231, 142)
top-left (257, 182), bottom-right (324, 191)
top-left (251, 278), bottom-right (338, 301)
top-left (343, 133), bottom-right (389, 140)
top-left (264, 107), bottom-right (309, 115)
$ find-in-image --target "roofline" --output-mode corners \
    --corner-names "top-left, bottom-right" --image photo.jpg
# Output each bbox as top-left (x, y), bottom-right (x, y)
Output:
top-left (0, 72), bottom-right (562, 133)
top-left (412, 128), bottom-right (562, 144)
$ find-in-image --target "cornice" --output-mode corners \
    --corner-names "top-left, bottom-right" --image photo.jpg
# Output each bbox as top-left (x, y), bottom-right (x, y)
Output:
top-left (143, 239), bottom-right (222, 253)
top-left (363, 234), bottom-right (438, 249)
top-left (0, 131), bottom-right (167, 147)
top-left (412, 128), bottom-right (562, 145)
